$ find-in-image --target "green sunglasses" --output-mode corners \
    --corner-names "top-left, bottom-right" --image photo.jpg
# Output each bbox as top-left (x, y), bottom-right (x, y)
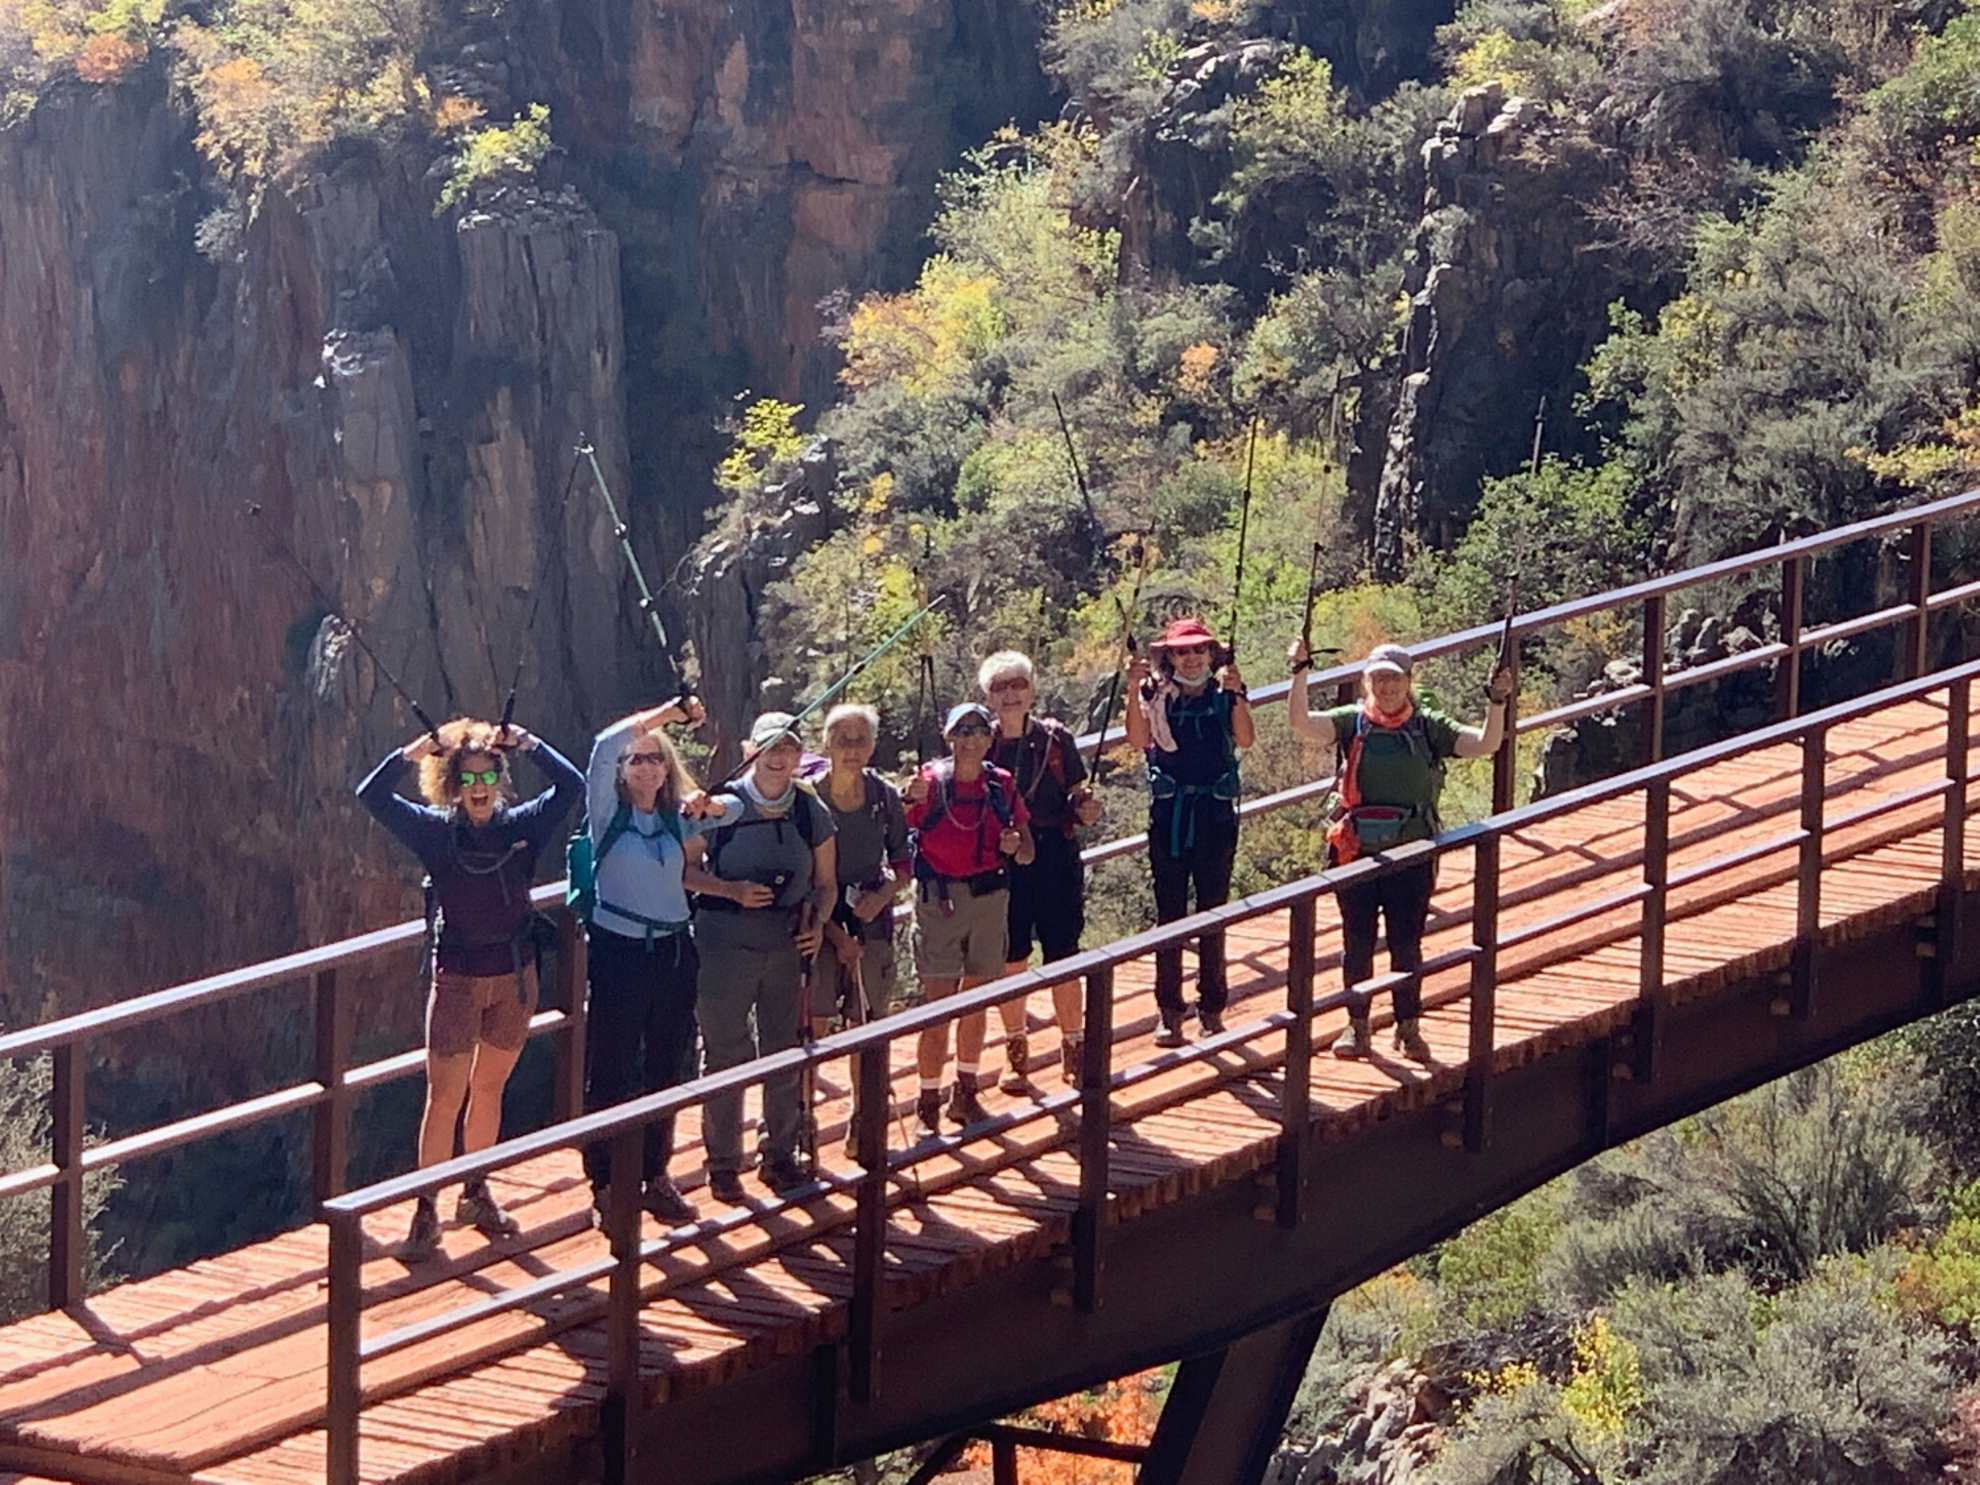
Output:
top-left (458, 768), bottom-right (501, 787)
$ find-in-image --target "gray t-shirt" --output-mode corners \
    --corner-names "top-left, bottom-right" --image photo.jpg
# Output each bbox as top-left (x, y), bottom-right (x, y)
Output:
top-left (693, 783), bottom-right (837, 953)
top-left (823, 771), bottom-right (909, 891)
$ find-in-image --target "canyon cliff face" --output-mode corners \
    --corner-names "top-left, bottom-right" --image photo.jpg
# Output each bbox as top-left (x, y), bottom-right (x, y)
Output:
top-left (0, 0), bottom-right (1048, 1071)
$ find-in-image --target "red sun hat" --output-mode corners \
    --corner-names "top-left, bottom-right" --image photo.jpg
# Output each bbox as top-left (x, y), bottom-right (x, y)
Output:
top-left (1149, 616), bottom-right (1219, 649)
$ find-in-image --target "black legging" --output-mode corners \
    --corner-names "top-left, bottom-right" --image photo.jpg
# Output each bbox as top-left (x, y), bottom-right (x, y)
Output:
top-left (1151, 796), bottom-right (1238, 1017)
top-left (1337, 860), bottom-right (1434, 1021)
top-left (581, 926), bottom-right (700, 1192)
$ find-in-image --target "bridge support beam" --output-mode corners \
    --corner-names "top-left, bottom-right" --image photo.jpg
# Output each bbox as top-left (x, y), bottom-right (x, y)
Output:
top-left (1135, 1306), bottom-right (1327, 1485)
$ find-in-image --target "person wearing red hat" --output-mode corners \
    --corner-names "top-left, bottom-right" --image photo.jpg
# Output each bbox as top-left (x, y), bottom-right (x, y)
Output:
top-left (1123, 616), bottom-right (1254, 1046)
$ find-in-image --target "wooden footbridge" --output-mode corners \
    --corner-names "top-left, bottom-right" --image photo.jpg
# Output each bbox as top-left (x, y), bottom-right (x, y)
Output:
top-left (8, 496), bottom-right (1980, 1485)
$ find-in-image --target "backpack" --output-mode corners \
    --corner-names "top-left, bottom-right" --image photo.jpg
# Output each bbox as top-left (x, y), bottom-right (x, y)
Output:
top-left (1324, 710), bottom-right (1445, 866)
top-left (700, 782), bottom-right (828, 898)
top-left (564, 801), bottom-right (652, 922)
top-left (910, 759), bottom-right (1015, 881)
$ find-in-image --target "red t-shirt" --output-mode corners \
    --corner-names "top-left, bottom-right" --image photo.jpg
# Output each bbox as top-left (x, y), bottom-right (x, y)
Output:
top-left (907, 763), bottom-right (1030, 879)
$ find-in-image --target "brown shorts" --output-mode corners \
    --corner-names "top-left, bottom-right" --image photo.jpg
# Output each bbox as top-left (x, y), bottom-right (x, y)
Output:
top-left (427, 963), bottom-right (538, 1059)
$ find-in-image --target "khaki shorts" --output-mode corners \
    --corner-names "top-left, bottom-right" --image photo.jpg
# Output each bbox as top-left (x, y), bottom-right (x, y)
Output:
top-left (913, 883), bottom-right (1009, 981)
top-left (427, 963), bottom-right (537, 1058)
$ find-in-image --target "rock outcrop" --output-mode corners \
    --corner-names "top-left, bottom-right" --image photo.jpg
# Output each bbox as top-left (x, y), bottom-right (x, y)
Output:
top-left (1363, 85), bottom-right (1622, 578)
top-left (0, 0), bottom-right (1050, 1059)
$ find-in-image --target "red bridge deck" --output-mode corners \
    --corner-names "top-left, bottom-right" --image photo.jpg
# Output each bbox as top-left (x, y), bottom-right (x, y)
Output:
top-left (2, 680), bottom-right (1977, 1485)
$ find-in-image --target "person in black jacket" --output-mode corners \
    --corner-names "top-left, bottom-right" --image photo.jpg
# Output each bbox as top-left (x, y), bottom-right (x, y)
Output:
top-left (357, 717), bottom-right (583, 1259)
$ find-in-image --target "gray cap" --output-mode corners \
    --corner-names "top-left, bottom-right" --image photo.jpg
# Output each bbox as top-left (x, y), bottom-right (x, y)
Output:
top-left (1364, 643), bottom-right (1415, 678)
top-left (745, 711), bottom-right (803, 754)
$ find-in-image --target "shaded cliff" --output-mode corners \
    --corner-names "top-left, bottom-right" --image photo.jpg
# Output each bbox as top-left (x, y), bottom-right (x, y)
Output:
top-left (0, 0), bottom-right (1049, 1279)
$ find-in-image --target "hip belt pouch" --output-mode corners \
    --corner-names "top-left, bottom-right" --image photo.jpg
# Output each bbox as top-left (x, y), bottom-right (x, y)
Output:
top-left (1348, 805), bottom-right (1412, 851)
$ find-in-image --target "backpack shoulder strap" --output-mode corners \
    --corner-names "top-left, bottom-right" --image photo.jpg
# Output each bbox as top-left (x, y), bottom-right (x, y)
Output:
top-left (595, 801), bottom-right (635, 865)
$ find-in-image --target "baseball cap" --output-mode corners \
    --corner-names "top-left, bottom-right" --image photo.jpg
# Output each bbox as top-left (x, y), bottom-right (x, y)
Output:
top-left (744, 711), bottom-right (803, 754)
top-left (1364, 643), bottom-right (1415, 678)
top-left (942, 701), bottom-right (995, 734)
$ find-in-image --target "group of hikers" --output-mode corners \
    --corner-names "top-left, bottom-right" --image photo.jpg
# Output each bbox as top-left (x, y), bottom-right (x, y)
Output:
top-left (358, 617), bottom-right (1511, 1259)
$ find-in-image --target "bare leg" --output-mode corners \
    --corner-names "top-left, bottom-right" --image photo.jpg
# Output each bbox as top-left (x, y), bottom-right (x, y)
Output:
top-left (1049, 977), bottom-right (1083, 1037)
top-left (918, 976), bottom-right (961, 1080)
top-left (956, 977), bottom-right (990, 1068)
top-left (418, 1050), bottom-right (474, 1168)
top-left (996, 992), bottom-right (1028, 1039)
top-left (460, 1038), bottom-right (525, 1153)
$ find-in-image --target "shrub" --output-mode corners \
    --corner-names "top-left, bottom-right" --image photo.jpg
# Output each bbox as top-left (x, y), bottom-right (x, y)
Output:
top-left (435, 102), bottom-right (553, 213)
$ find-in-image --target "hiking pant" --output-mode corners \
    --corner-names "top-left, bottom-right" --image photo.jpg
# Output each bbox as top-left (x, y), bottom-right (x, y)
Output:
top-left (696, 940), bottom-right (804, 1175)
top-left (1337, 860), bottom-right (1435, 1022)
top-left (581, 927), bottom-right (699, 1193)
top-left (1150, 796), bottom-right (1238, 1019)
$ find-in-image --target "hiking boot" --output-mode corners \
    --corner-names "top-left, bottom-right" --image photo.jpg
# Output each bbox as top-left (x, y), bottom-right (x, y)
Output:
top-left (1332, 1017), bottom-right (1373, 1060)
top-left (1154, 1014), bottom-right (1187, 1049)
top-left (403, 1196), bottom-right (442, 1261)
top-left (1199, 1007), bottom-right (1226, 1036)
top-left (1061, 1033), bottom-right (1084, 1084)
top-left (999, 1033), bottom-right (1030, 1094)
top-left (915, 1090), bottom-right (943, 1139)
top-left (642, 1176), bottom-right (696, 1224)
top-left (761, 1159), bottom-right (809, 1197)
top-left (946, 1074), bottom-right (990, 1128)
top-left (1394, 1018), bottom-right (1434, 1064)
top-left (456, 1180), bottom-right (520, 1239)
top-left (708, 1169), bottom-right (748, 1206)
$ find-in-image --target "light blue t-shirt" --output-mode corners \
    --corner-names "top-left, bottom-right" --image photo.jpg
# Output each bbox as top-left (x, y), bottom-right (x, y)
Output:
top-left (586, 721), bottom-right (714, 940)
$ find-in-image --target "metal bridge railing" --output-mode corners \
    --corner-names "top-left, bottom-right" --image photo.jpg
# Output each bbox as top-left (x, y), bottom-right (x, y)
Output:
top-left (320, 652), bottom-right (1980, 1485)
top-left (1, 490), bottom-right (1978, 1455)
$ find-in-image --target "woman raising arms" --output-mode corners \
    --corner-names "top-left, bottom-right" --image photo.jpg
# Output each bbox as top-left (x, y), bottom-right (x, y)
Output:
top-left (1285, 640), bottom-right (1510, 1062)
top-left (357, 717), bottom-right (584, 1258)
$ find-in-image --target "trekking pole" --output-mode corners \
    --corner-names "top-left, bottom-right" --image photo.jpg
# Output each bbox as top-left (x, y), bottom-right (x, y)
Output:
top-left (1050, 392), bottom-right (1099, 536)
top-left (497, 446), bottom-right (586, 730)
top-left (1496, 573), bottom-right (1521, 673)
top-left (1490, 573), bottom-right (1522, 814)
top-left (1291, 542), bottom-right (1346, 673)
top-left (578, 438), bottom-right (670, 652)
top-left (1087, 541), bottom-right (1151, 779)
top-left (796, 905), bottom-right (821, 1177)
top-left (1227, 413), bottom-right (1261, 659)
top-left (244, 504), bottom-right (442, 744)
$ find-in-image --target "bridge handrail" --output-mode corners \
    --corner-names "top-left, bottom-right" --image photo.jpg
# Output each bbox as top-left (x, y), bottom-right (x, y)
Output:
top-left (9, 488), bottom-right (1980, 1335)
top-left (316, 650), bottom-right (1980, 1483)
top-left (334, 649), bottom-right (1980, 1213)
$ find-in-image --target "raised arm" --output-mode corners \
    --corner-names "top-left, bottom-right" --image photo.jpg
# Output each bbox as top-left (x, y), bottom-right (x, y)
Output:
top-left (1449, 665), bottom-right (1515, 759)
top-left (1222, 661), bottom-right (1255, 748)
top-left (354, 744), bottom-right (449, 866)
top-left (1122, 652), bottom-right (1153, 750)
top-left (1284, 638), bottom-right (1339, 748)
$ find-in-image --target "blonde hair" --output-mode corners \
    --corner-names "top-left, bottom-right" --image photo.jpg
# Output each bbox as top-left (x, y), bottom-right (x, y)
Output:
top-left (823, 703), bottom-right (880, 746)
top-left (978, 650), bottom-right (1033, 693)
top-left (417, 718), bottom-right (511, 810)
top-left (614, 728), bottom-right (699, 812)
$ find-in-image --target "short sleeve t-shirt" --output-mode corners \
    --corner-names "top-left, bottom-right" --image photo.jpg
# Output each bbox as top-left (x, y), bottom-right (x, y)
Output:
top-left (1323, 704), bottom-right (1464, 838)
top-left (908, 763), bottom-right (1031, 879)
top-left (694, 785), bottom-right (837, 952)
top-left (824, 771), bottom-right (910, 891)
top-left (991, 719), bottom-right (1088, 835)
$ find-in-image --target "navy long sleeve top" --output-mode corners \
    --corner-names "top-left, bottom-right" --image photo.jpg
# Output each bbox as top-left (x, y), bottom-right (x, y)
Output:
top-left (356, 741), bottom-right (584, 976)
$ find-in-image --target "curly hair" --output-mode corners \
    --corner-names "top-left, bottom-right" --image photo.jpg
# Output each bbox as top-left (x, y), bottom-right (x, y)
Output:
top-left (613, 727), bottom-right (699, 813)
top-left (416, 718), bottom-right (512, 809)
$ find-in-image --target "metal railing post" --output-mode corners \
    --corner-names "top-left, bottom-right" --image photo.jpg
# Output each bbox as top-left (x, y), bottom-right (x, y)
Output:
top-left (602, 1128), bottom-right (643, 1485)
top-left (1777, 553), bottom-right (1805, 720)
top-left (312, 968), bottom-right (351, 1205)
top-left (1073, 965), bottom-right (1113, 1313)
top-left (1464, 838), bottom-right (1500, 1153)
top-left (1633, 776), bottom-right (1670, 1082)
top-left (1933, 676), bottom-right (1972, 1009)
top-left (48, 1042), bottom-right (84, 1309)
top-left (849, 1037), bottom-right (890, 1404)
top-left (992, 1435), bottom-right (1020, 1485)
top-left (554, 911), bottom-right (588, 1123)
top-left (1907, 522), bottom-right (1933, 680)
top-left (1792, 725), bottom-right (1828, 1019)
top-left (1641, 592), bottom-right (1667, 767)
top-left (1277, 897), bottom-right (1316, 1227)
top-left (326, 1209), bottom-right (362, 1485)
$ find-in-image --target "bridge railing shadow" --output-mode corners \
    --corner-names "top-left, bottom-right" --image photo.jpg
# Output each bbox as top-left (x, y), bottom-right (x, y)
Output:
top-left (320, 649), bottom-right (1980, 1485)
top-left (8, 492), bottom-right (1980, 1480)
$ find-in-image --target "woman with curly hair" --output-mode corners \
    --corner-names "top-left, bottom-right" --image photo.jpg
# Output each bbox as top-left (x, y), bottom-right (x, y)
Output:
top-left (357, 717), bottom-right (583, 1259)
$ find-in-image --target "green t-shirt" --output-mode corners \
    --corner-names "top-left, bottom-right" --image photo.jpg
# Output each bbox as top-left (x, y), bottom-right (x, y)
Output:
top-left (1322, 704), bottom-right (1464, 842)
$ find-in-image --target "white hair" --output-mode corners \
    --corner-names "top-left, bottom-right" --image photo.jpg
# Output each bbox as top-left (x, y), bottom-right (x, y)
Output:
top-left (823, 702), bottom-right (880, 744)
top-left (977, 650), bottom-right (1034, 693)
